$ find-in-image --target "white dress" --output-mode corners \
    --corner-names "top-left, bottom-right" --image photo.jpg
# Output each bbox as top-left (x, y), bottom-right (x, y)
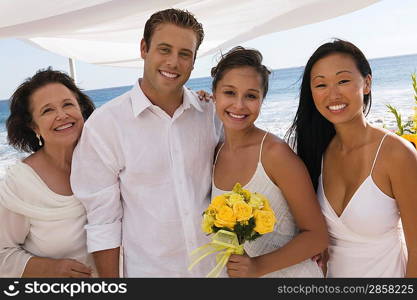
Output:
top-left (317, 134), bottom-right (407, 277)
top-left (211, 133), bottom-right (323, 277)
top-left (0, 161), bottom-right (96, 277)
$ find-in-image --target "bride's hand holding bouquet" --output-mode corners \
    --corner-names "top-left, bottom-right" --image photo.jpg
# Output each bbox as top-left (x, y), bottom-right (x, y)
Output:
top-left (189, 183), bottom-right (276, 277)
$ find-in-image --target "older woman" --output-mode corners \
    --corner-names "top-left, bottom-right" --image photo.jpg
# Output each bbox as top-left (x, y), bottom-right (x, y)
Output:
top-left (0, 68), bottom-right (96, 277)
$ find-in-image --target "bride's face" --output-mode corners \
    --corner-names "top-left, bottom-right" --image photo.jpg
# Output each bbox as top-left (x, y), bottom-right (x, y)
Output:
top-left (213, 66), bottom-right (263, 131)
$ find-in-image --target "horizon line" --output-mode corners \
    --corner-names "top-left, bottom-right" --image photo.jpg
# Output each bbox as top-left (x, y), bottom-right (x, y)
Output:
top-left (1, 51), bottom-right (416, 102)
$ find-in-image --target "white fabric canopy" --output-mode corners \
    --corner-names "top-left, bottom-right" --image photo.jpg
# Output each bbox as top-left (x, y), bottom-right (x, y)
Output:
top-left (0, 0), bottom-right (380, 68)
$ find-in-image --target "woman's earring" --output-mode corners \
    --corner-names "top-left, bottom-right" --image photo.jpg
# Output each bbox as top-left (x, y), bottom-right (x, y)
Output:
top-left (36, 133), bottom-right (42, 146)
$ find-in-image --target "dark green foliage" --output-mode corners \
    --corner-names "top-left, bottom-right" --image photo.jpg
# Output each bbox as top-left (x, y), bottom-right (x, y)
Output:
top-left (247, 232), bottom-right (261, 242)
top-left (211, 217), bottom-right (261, 244)
top-left (233, 217), bottom-right (258, 244)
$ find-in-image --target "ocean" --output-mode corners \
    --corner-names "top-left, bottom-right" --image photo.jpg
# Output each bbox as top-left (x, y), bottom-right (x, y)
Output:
top-left (1, 53), bottom-right (417, 178)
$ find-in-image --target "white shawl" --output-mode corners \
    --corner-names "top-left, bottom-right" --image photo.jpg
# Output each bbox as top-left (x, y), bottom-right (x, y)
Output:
top-left (0, 161), bottom-right (85, 220)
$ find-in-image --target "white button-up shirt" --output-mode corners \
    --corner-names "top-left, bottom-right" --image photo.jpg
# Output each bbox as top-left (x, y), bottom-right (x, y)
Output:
top-left (70, 80), bottom-right (221, 277)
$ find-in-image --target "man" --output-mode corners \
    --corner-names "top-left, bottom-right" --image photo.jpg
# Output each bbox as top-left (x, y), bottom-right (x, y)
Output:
top-left (70, 9), bottom-right (220, 277)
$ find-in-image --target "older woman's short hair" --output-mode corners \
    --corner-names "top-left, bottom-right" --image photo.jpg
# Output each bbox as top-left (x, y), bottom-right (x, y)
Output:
top-left (6, 67), bottom-right (95, 152)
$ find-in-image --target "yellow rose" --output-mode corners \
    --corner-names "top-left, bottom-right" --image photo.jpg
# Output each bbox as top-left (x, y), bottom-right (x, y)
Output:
top-left (232, 183), bottom-right (243, 193)
top-left (253, 193), bottom-right (273, 212)
top-left (226, 193), bottom-right (244, 207)
top-left (233, 201), bottom-right (253, 222)
top-left (201, 213), bottom-right (215, 234)
top-left (209, 195), bottom-right (227, 211)
top-left (241, 189), bottom-right (251, 201)
top-left (262, 199), bottom-right (273, 212)
top-left (254, 209), bottom-right (276, 234)
top-left (223, 192), bottom-right (233, 198)
top-left (205, 206), bottom-right (217, 217)
top-left (248, 193), bottom-right (264, 209)
top-left (214, 205), bottom-right (236, 229)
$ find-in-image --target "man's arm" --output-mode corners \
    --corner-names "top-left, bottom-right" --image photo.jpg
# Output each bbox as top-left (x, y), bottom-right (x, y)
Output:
top-left (71, 117), bottom-right (124, 278)
top-left (93, 248), bottom-right (120, 277)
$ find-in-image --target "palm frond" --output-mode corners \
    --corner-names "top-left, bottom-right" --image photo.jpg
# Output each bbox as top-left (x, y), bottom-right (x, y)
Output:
top-left (386, 104), bottom-right (404, 135)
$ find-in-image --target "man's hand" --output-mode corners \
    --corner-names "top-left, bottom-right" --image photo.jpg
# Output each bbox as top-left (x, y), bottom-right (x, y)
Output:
top-left (196, 90), bottom-right (213, 102)
top-left (311, 249), bottom-right (328, 276)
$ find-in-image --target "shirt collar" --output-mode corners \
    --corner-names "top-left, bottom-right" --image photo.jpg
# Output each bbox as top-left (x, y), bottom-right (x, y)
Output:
top-left (183, 87), bottom-right (204, 113)
top-left (130, 80), bottom-right (152, 117)
top-left (130, 80), bottom-right (204, 117)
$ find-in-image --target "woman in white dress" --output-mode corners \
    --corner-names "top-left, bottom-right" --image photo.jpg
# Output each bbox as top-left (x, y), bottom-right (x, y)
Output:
top-left (0, 68), bottom-right (96, 277)
top-left (286, 39), bottom-right (417, 277)
top-left (210, 46), bottom-right (328, 277)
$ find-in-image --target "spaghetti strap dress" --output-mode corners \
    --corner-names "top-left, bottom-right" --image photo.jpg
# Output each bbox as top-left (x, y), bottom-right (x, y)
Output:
top-left (212, 132), bottom-right (324, 277)
top-left (317, 133), bottom-right (407, 277)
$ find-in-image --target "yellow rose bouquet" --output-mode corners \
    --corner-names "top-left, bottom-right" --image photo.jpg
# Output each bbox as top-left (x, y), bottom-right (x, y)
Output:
top-left (188, 183), bottom-right (276, 277)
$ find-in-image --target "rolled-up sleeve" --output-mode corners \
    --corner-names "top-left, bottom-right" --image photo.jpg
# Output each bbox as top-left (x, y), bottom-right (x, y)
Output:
top-left (0, 204), bottom-right (32, 277)
top-left (70, 120), bottom-right (123, 253)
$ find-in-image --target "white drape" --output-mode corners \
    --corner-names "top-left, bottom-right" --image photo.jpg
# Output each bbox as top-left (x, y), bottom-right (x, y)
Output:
top-left (0, 0), bottom-right (380, 68)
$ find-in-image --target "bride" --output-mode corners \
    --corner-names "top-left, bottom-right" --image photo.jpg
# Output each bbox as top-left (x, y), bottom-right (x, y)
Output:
top-left (210, 46), bottom-right (328, 277)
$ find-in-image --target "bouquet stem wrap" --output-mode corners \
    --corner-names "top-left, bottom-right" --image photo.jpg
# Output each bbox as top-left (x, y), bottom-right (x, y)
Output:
top-left (188, 230), bottom-right (244, 278)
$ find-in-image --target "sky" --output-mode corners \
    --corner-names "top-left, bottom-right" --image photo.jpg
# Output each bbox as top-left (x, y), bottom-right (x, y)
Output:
top-left (1, 0), bottom-right (417, 100)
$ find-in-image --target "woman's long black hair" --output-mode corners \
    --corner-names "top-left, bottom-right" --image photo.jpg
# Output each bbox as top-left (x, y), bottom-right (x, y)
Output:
top-left (285, 39), bottom-right (372, 191)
